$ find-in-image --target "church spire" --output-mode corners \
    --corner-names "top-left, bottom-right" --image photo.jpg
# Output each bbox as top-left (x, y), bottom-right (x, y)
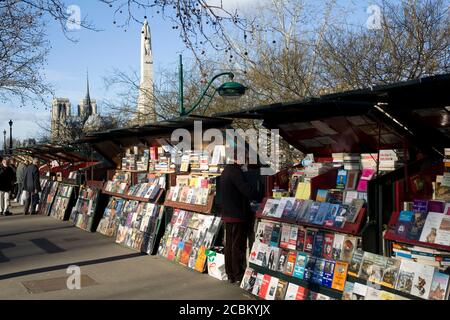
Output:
top-left (84, 69), bottom-right (92, 118)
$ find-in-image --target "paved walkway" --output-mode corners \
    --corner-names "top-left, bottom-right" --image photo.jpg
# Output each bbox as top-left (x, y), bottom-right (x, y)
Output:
top-left (0, 202), bottom-right (253, 300)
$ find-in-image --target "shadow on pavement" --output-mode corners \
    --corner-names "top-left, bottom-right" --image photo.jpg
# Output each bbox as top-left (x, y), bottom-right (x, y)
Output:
top-left (0, 241), bottom-right (16, 263)
top-left (0, 225), bottom-right (74, 238)
top-left (0, 252), bottom-right (144, 280)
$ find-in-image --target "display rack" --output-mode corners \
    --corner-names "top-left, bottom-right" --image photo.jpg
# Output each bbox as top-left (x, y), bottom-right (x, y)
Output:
top-left (49, 183), bottom-right (78, 221)
top-left (70, 185), bottom-right (102, 232)
top-left (163, 194), bottom-right (215, 215)
top-left (39, 180), bottom-right (60, 216)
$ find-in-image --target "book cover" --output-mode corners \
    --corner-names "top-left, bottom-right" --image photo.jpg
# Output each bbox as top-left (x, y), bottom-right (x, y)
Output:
top-left (240, 268), bottom-right (255, 291)
top-left (255, 222), bottom-right (267, 243)
top-left (345, 170), bottom-right (359, 190)
top-left (274, 280), bottom-right (288, 300)
top-left (331, 261), bottom-right (348, 291)
top-left (306, 201), bottom-right (320, 224)
top-left (287, 199), bottom-right (303, 221)
top-left (284, 251), bottom-right (297, 276)
top-left (248, 242), bottom-right (261, 265)
top-left (321, 260), bottom-right (335, 288)
top-left (270, 223), bottom-right (282, 247)
top-left (287, 225), bottom-right (298, 250)
top-left (316, 189), bottom-right (329, 202)
top-left (408, 211), bottom-right (428, 240)
top-left (267, 246), bottom-right (281, 271)
top-left (324, 204), bottom-right (340, 227)
top-left (304, 228), bottom-right (316, 254)
top-left (258, 274), bottom-right (272, 299)
top-left (303, 256), bottom-right (317, 282)
top-left (356, 179), bottom-right (369, 192)
top-left (326, 189), bottom-right (344, 204)
top-left (395, 259), bottom-right (416, 294)
top-left (435, 215), bottom-right (450, 246)
top-left (262, 199), bottom-right (280, 217)
top-left (312, 231), bottom-right (324, 258)
top-left (297, 200), bottom-right (313, 222)
top-left (358, 252), bottom-right (387, 284)
top-left (293, 252), bottom-right (308, 279)
top-left (265, 276), bottom-right (279, 300)
top-left (281, 198), bottom-right (296, 219)
top-left (336, 170), bottom-right (347, 189)
top-left (331, 233), bottom-right (345, 261)
top-left (296, 227), bottom-right (306, 251)
top-left (295, 182), bottom-right (311, 200)
top-left (381, 257), bottom-right (401, 288)
top-left (347, 249), bottom-right (364, 277)
top-left (413, 200), bottom-right (428, 213)
top-left (313, 202), bottom-right (330, 225)
top-left (284, 283), bottom-right (308, 300)
top-left (419, 212), bottom-right (443, 244)
top-left (322, 232), bottom-right (335, 260)
top-left (342, 281), bottom-right (355, 300)
top-left (346, 199), bottom-right (364, 223)
top-left (274, 198), bottom-right (290, 218)
top-left (428, 270), bottom-right (450, 300)
top-left (343, 190), bottom-right (358, 204)
top-left (263, 223), bottom-right (274, 244)
top-left (396, 210), bottom-right (414, 238)
top-left (252, 273), bottom-right (264, 296)
top-left (279, 224), bottom-right (290, 249)
top-left (276, 249), bottom-right (289, 273)
top-left (410, 262), bottom-right (434, 298)
top-left (312, 258), bottom-right (325, 285)
top-left (341, 236), bottom-right (357, 263)
top-left (333, 206), bottom-right (348, 228)
top-left (365, 287), bottom-right (382, 300)
top-left (428, 200), bottom-right (445, 213)
top-left (351, 282), bottom-right (368, 300)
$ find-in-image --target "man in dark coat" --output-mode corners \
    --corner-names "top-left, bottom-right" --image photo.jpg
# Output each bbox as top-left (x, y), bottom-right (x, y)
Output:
top-left (23, 158), bottom-right (41, 215)
top-left (15, 160), bottom-right (27, 202)
top-left (219, 160), bottom-right (257, 284)
top-left (0, 157), bottom-right (16, 215)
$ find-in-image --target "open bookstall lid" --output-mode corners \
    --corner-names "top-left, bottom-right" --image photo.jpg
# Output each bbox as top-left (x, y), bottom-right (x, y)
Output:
top-left (216, 73), bottom-right (450, 157)
top-left (13, 143), bottom-right (98, 164)
top-left (75, 115), bottom-right (233, 166)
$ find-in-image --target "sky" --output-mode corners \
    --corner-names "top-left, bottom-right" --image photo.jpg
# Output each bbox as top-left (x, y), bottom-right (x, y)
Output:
top-left (0, 0), bottom-right (372, 141)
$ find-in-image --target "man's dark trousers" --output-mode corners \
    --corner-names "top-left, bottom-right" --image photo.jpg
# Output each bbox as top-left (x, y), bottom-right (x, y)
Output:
top-left (225, 222), bottom-right (248, 282)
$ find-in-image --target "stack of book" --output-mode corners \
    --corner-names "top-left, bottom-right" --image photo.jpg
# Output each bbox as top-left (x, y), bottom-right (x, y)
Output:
top-left (392, 243), bottom-right (450, 270)
top-left (103, 171), bottom-right (131, 194)
top-left (378, 149), bottom-right (406, 171)
top-left (332, 153), bottom-right (345, 168)
top-left (343, 154), bottom-right (361, 171)
top-left (126, 176), bottom-right (165, 200)
top-left (304, 162), bottom-right (333, 182)
top-left (360, 153), bottom-right (378, 170)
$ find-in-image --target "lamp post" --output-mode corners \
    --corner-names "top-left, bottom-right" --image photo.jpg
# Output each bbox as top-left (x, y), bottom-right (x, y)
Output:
top-left (178, 54), bottom-right (247, 116)
top-left (8, 120), bottom-right (13, 155)
top-left (3, 130), bottom-right (6, 154)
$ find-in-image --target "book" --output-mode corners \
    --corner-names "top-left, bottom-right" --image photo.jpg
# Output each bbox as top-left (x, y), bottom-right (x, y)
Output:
top-left (410, 262), bottom-right (434, 298)
top-left (312, 231), bottom-right (324, 258)
top-left (358, 252), bottom-right (387, 284)
top-left (270, 223), bottom-right (282, 247)
top-left (295, 182), bottom-right (311, 200)
top-left (287, 225), bottom-right (298, 250)
top-left (265, 276), bottom-right (279, 300)
top-left (293, 252), bottom-right (308, 279)
top-left (316, 189), bottom-right (329, 202)
top-left (428, 200), bottom-right (445, 213)
top-left (336, 170), bottom-right (347, 189)
top-left (313, 202), bottom-right (330, 225)
top-left (274, 198), bottom-right (291, 218)
top-left (395, 259), bottom-right (416, 294)
top-left (252, 273), bottom-right (264, 296)
top-left (284, 283), bottom-right (308, 300)
top-left (277, 250), bottom-right (289, 273)
top-left (419, 212), bottom-right (443, 244)
top-left (258, 274), bottom-right (272, 299)
top-left (331, 233), bottom-right (345, 261)
top-left (341, 236), bottom-right (357, 263)
top-left (347, 199), bottom-right (364, 223)
top-left (435, 215), bottom-right (450, 246)
top-left (324, 204), bottom-right (340, 227)
top-left (305, 201), bottom-right (320, 224)
top-left (347, 249), bottom-right (364, 277)
top-left (345, 170), bottom-right (359, 190)
top-left (351, 282), bottom-right (368, 300)
top-left (267, 246), bottom-right (281, 271)
top-left (321, 260), bottom-right (335, 288)
top-left (312, 258), bottom-right (326, 285)
top-left (297, 200), bottom-right (313, 222)
top-left (280, 198), bottom-right (296, 219)
top-left (343, 190), bottom-right (358, 204)
top-left (303, 256), bottom-right (317, 282)
top-left (262, 199), bottom-right (280, 217)
top-left (285, 251), bottom-right (297, 276)
top-left (322, 232), bottom-right (335, 260)
top-left (274, 280), bottom-right (288, 300)
top-left (413, 200), bottom-right (428, 213)
top-left (279, 224), bottom-right (290, 249)
top-left (331, 261), bottom-right (348, 291)
top-left (240, 267), bottom-right (256, 291)
top-left (408, 211), bottom-right (428, 240)
top-left (296, 227), bottom-right (306, 251)
top-left (396, 210), bottom-right (414, 238)
top-left (304, 228), bottom-right (316, 254)
top-left (365, 287), bottom-right (382, 300)
top-left (428, 270), bottom-right (449, 300)
top-left (381, 257), bottom-right (401, 288)
top-left (287, 199), bottom-right (303, 221)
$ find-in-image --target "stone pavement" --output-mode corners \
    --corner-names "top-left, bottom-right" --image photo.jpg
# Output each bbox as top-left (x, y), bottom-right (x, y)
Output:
top-left (0, 202), bottom-right (254, 300)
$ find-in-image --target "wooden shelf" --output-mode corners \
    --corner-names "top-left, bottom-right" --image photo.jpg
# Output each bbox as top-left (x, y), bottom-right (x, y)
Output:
top-left (118, 169), bottom-right (149, 173)
top-left (256, 198), bottom-right (366, 236)
top-left (164, 194), bottom-right (214, 214)
top-left (385, 211), bottom-right (450, 252)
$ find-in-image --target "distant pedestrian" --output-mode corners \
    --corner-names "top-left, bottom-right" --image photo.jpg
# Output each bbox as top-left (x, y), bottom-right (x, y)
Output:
top-left (23, 158), bottom-right (41, 215)
top-left (15, 160), bottom-right (27, 203)
top-left (0, 157), bottom-right (16, 215)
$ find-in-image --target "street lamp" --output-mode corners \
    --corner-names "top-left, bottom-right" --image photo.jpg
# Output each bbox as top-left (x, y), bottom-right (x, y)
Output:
top-left (178, 54), bottom-right (247, 116)
top-left (8, 120), bottom-right (13, 155)
top-left (3, 130), bottom-right (6, 153)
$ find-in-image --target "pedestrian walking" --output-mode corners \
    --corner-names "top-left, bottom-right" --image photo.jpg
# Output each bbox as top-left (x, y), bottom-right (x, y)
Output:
top-left (15, 160), bottom-right (27, 203)
top-left (23, 158), bottom-right (41, 215)
top-left (0, 157), bottom-right (16, 215)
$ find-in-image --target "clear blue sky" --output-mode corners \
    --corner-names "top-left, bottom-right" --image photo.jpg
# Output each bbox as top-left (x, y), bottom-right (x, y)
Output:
top-left (0, 0), bottom-right (372, 141)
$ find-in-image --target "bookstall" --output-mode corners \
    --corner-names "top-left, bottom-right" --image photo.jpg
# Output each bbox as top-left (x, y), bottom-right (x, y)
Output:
top-left (79, 115), bottom-right (234, 257)
top-left (218, 73), bottom-right (450, 300)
